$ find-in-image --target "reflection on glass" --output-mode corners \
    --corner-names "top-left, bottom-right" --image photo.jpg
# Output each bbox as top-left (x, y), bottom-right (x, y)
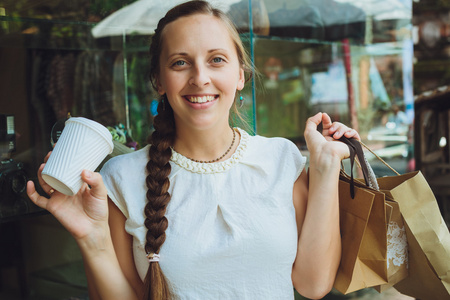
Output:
top-left (250, 0), bottom-right (413, 176)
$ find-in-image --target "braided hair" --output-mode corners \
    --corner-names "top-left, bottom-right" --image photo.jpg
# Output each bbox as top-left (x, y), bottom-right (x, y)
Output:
top-left (143, 96), bottom-right (174, 299)
top-left (143, 1), bottom-right (253, 299)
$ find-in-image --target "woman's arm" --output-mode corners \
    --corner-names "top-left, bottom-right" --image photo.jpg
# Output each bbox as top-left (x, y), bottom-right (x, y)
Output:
top-left (84, 257), bottom-right (100, 300)
top-left (291, 112), bottom-right (359, 299)
top-left (27, 166), bottom-right (141, 300)
top-left (107, 199), bottom-right (145, 297)
top-left (84, 199), bottom-right (144, 299)
top-left (77, 223), bottom-right (138, 300)
top-left (292, 156), bottom-right (341, 299)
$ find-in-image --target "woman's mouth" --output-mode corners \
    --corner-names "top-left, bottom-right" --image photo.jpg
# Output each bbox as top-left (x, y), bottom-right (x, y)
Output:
top-left (185, 95), bottom-right (218, 103)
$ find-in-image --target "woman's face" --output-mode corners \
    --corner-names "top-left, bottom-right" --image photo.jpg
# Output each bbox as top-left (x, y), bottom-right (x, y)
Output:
top-left (156, 13), bottom-right (245, 131)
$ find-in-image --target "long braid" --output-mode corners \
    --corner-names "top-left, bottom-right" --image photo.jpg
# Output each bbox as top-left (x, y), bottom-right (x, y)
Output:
top-left (143, 98), bottom-right (175, 300)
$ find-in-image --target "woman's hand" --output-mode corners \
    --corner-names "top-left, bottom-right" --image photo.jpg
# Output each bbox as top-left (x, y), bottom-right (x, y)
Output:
top-left (304, 112), bottom-right (360, 162)
top-left (26, 151), bottom-right (109, 241)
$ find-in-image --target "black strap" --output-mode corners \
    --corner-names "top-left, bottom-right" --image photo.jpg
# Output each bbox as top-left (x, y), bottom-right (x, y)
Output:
top-left (339, 136), bottom-right (372, 199)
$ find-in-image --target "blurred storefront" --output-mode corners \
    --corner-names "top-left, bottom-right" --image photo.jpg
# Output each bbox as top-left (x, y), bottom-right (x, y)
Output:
top-left (412, 0), bottom-right (450, 229)
top-left (0, 0), bottom-right (447, 299)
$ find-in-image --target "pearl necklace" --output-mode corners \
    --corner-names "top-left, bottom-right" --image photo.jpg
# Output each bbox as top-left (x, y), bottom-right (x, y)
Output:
top-left (180, 128), bottom-right (236, 164)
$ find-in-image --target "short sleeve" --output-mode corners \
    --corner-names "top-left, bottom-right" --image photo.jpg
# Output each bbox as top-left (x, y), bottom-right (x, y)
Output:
top-left (287, 140), bottom-right (307, 180)
top-left (100, 156), bottom-right (130, 219)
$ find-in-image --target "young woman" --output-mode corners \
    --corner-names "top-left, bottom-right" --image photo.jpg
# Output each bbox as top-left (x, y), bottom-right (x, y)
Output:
top-left (27, 1), bottom-right (360, 299)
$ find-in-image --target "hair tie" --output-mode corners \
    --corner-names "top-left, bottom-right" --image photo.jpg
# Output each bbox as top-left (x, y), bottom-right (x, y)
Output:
top-left (147, 253), bottom-right (160, 263)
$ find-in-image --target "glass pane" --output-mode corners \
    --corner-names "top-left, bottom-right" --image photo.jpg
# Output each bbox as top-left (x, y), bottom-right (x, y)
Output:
top-left (0, 2), bottom-right (141, 220)
top-left (251, 0), bottom-right (414, 176)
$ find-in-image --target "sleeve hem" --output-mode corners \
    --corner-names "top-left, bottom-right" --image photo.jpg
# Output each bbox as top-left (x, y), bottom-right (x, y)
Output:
top-left (107, 191), bottom-right (129, 219)
top-left (296, 156), bottom-right (307, 180)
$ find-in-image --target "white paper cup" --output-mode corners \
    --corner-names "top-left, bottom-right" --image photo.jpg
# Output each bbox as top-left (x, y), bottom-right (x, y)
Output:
top-left (42, 117), bottom-right (114, 196)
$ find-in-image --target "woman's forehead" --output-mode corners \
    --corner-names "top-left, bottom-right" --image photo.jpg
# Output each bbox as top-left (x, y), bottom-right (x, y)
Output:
top-left (161, 14), bottom-right (235, 51)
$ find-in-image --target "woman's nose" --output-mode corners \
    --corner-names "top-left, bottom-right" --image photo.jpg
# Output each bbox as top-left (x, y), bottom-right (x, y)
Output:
top-left (189, 64), bottom-right (211, 87)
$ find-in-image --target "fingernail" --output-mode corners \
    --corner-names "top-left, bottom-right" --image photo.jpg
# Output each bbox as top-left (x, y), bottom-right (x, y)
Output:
top-left (84, 170), bottom-right (92, 178)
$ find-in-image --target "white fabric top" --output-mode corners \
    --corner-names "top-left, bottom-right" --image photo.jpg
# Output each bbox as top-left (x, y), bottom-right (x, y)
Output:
top-left (100, 128), bottom-right (307, 299)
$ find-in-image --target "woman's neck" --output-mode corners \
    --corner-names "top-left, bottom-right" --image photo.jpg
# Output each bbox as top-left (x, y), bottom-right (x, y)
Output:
top-left (173, 124), bottom-right (239, 163)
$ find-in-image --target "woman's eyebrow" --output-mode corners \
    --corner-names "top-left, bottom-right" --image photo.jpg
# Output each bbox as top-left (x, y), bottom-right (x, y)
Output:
top-left (208, 48), bottom-right (227, 53)
top-left (166, 49), bottom-right (229, 60)
top-left (167, 52), bottom-right (188, 59)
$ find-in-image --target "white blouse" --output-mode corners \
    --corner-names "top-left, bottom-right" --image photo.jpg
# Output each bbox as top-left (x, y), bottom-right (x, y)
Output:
top-left (100, 128), bottom-right (307, 299)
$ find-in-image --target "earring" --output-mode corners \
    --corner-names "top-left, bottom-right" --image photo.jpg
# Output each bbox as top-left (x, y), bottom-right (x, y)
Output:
top-left (238, 91), bottom-right (244, 108)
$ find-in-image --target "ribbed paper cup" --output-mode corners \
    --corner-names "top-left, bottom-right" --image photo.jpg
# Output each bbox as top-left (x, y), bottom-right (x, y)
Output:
top-left (42, 117), bottom-right (114, 196)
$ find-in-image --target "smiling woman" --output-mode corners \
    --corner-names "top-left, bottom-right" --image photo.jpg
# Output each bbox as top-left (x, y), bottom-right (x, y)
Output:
top-left (154, 13), bottom-right (246, 137)
top-left (26, 1), bottom-right (361, 300)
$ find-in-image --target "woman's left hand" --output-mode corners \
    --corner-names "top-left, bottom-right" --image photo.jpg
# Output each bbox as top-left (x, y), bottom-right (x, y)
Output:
top-left (304, 112), bottom-right (360, 161)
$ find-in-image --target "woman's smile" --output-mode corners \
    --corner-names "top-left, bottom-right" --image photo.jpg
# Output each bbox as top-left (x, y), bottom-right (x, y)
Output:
top-left (182, 94), bottom-right (219, 110)
top-left (184, 94), bottom-right (218, 104)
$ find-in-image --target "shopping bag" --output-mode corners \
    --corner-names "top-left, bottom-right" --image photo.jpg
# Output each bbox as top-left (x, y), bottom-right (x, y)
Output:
top-left (334, 180), bottom-right (389, 294)
top-left (333, 138), bottom-right (389, 294)
top-left (376, 171), bottom-right (450, 299)
top-left (373, 199), bottom-right (409, 292)
top-left (340, 172), bottom-right (409, 293)
top-left (347, 139), bottom-right (450, 299)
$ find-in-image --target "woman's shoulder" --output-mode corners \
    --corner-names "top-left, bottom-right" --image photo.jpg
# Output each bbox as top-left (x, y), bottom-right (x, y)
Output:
top-left (100, 145), bottom-right (149, 175)
top-left (251, 133), bottom-right (294, 144)
top-left (249, 133), bottom-right (301, 155)
top-left (242, 132), bottom-right (306, 179)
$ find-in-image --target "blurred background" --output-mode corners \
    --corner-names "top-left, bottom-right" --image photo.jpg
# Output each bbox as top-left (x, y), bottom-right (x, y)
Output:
top-left (1, 0), bottom-right (449, 299)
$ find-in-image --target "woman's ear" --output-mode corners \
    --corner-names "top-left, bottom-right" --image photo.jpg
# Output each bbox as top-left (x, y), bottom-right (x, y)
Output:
top-left (156, 79), bottom-right (165, 95)
top-left (237, 68), bottom-right (245, 91)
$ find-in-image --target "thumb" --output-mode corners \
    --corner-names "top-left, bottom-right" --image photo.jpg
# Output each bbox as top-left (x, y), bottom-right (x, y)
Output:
top-left (304, 112), bottom-right (322, 135)
top-left (81, 170), bottom-right (107, 199)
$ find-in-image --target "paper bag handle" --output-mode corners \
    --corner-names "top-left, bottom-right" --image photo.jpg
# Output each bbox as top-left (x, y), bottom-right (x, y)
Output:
top-left (339, 137), bottom-right (402, 198)
top-left (339, 136), bottom-right (372, 198)
top-left (338, 136), bottom-right (404, 199)
top-left (358, 140), bottom-right (400, 176)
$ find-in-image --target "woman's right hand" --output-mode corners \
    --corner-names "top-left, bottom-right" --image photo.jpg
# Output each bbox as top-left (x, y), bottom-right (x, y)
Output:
top-left (26, 151), bottom-right (109, 242)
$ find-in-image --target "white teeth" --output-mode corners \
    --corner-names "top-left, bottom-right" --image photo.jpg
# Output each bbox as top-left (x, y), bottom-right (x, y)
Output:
top-left (188, 95), bottom-right (215, 103)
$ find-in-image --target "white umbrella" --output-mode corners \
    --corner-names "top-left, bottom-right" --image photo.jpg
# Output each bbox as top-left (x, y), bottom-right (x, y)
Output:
top-left (91, 0), bottom-right (242, 38)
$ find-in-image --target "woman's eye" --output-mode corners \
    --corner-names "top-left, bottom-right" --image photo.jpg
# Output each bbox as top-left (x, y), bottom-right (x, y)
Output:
top-left (172, 60), bottom-right (186, 67)
top-left (212, 57), bottom-right (224, 63)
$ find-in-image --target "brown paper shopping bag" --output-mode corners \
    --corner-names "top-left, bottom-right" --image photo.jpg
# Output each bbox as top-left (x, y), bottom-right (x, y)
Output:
top-left (350, 139), bottom-right (449, 298)
top-left (374, 199), bottom-right (409, 292)
top-left (334, 179), bottom-right (389, 294)
top-left (377, 171), bottom-right (450, 300)
top-left (334, 137), bottom-right (389, 294)
top-left (340, 174), bottom-right (409, 293)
